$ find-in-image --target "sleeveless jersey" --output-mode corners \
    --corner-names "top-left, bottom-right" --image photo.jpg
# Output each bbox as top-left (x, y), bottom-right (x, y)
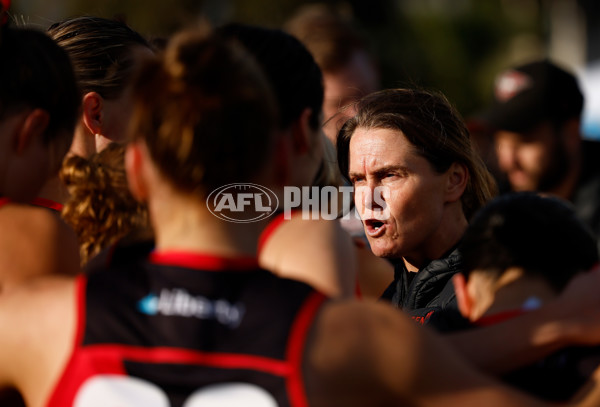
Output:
top-left (257, 211), bottom-right (288, 255)
top-left (47, 241), bottom-right (327, 407)
top-left (0, 197), bottom-right (62, 211)
top-left (0, 197), bottom-right (61, 211)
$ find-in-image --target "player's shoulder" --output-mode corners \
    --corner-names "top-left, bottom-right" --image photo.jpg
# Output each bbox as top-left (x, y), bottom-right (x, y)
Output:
top-left (0, 202), bottom-right (70, 237)
top-left (0, 203), bottom-right (81, 284)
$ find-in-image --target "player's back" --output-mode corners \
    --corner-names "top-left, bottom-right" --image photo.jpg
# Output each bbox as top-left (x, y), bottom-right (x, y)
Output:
top-left (47, 240), bottom-right (327, 407)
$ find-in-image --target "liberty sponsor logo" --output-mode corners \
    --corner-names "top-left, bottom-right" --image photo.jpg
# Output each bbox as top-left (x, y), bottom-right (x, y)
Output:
top-left (137, 289), bottom-right (245, 328)
top-left (206, 183), bottom-right (278, 223)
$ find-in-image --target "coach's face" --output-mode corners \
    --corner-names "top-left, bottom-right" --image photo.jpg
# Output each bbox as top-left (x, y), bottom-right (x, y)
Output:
top-left (348, 127), bottom-right (448, 260)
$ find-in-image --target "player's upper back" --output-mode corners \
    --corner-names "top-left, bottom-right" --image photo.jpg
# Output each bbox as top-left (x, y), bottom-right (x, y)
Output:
top-left (48, 240), bottom-right (327, 407)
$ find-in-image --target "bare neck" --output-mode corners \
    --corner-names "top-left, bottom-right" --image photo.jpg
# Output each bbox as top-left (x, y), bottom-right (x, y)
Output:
top-left (69, 123), bottom-right (97, 159)
top-left (149, 188), bottom-right (264, 258)
top-left (478, 277), bottom-right (557, 320)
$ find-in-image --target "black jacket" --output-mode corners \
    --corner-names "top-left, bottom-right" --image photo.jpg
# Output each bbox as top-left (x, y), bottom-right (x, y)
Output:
top-left (380, 247), bottom-right (468, 331)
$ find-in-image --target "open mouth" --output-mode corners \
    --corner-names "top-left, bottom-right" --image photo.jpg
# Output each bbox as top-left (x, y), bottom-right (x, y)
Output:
top-left (372, 220), bottom-right (384, 230)
top-left (364, 219), bottom-right (386, 237)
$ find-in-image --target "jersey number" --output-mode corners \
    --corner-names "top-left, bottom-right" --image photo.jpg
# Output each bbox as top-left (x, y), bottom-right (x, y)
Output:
top-left (74, 375), bottom-right (278, 406)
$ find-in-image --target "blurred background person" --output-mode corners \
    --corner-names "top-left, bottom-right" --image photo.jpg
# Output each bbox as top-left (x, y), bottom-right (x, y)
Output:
top-left (481, 59), bottom-right (600, 253)
top-left (13, 0), bottom-right (600, 143)
top-left (284, 3), bottom-right (380, 144)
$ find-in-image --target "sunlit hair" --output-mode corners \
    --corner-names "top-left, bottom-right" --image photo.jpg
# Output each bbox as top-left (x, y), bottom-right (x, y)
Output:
top-left (313, 135), bottom-right (344, 189)
top-left (0, 26), bottom-right (79, 161)
top-left (129, 28), bottom-right (277, 194)
top-left (48, 16), bottom-right (150, 100)
top-left (60, 143), bottom-right (149, 265)
top-left (312, 135), bottom-right (346, 217)
top-left (337, 88), bottom-right (497, 220)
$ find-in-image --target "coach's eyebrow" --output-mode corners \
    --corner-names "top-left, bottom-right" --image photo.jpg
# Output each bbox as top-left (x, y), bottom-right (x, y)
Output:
top-left (372, 165), bottom-right (409, 177)
top-left (348, 171), bottom-right (364, 180)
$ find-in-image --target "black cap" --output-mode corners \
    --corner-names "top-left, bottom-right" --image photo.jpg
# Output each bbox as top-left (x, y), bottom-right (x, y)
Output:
top-left (483, 60), bottom-right (584, 132)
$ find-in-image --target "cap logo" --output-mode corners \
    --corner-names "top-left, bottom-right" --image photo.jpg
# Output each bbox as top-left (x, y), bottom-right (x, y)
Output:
top-left (495, 70), bottom-right (532, 102)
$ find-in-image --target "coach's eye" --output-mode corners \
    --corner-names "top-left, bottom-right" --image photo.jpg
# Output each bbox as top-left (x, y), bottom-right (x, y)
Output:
top-left (351, 176), bottom-right (364, 185)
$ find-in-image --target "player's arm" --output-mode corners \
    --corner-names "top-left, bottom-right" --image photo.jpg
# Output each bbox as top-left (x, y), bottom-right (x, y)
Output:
top-left (445, 266), bottom-right (600, 374)
top-left (304, 300), bottom-right (554, 407)
top-left (0, 276), bottom-right (77, 406)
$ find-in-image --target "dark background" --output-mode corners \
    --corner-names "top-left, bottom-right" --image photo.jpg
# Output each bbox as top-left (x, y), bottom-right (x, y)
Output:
top-left (11, 0), bottom-right (600, 138)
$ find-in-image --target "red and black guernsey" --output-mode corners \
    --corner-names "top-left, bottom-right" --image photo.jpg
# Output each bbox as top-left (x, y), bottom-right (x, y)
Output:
top-left (47, 240), bottom-right (327, 407)
top-left (257, 210), bottom-right (296, 255)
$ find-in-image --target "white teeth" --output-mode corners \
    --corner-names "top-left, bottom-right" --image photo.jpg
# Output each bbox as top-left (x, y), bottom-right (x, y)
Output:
top-left (372, 222), bottom-right (383, 230)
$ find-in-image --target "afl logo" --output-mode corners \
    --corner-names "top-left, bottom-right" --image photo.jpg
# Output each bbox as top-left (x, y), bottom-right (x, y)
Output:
top-left (206, 183), bottom-right (279, 223)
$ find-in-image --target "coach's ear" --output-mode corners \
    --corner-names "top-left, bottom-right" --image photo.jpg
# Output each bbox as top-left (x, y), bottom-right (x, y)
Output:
top-left (452, 273), bottom-right (473, 320)
top-left (444, 162), bottom-right (468, 204)
top-left (125, 141), bottom-right (149, 202)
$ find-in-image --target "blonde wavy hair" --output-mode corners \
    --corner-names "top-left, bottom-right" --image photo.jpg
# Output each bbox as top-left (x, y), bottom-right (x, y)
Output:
top-left (60, 143), bottom-right (149, 265)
